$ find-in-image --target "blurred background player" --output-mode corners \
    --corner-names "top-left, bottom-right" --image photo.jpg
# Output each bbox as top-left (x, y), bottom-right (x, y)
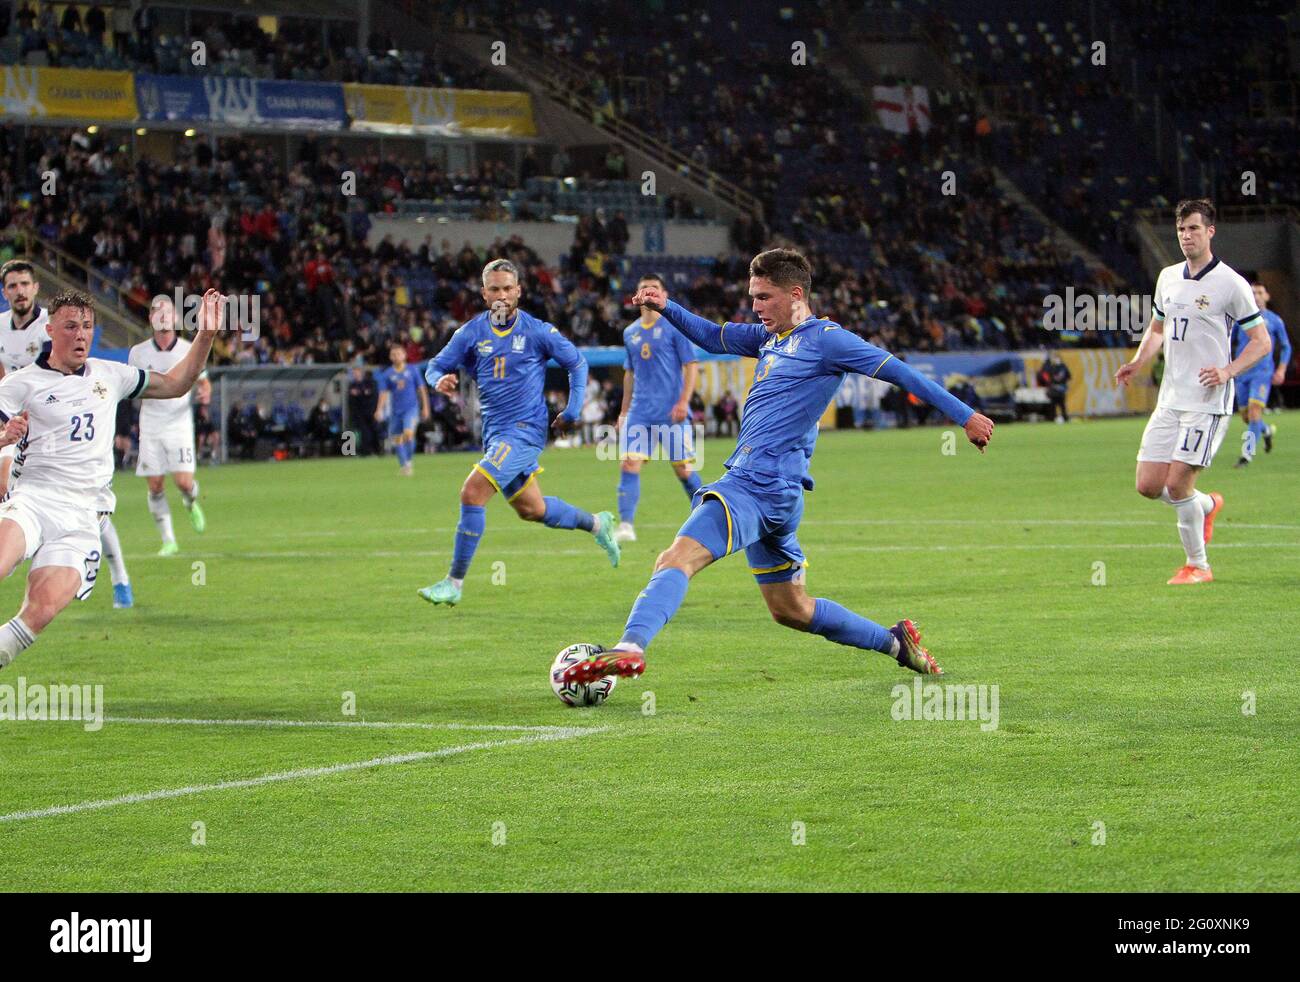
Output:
top-left (419, 259), bottom-right (619, 607)
top-left (1232, 281), bottom-right (1291, 468)
top-left (559, 249), bottom-right (994, 687)
top-left (1116, 199), bottom-right (1272, 584)
top-left (374, 342), bottom-right (429, 476)
top-left (128, 295), bottom-right (210, 556)
top-left (0, 259), bottom-right (134, 608)
top-left (0, 290), bottom-right (219, 670)
top-left (614, 274), bottom-right (701, 543)
top-left (1036, 350), bottom-right (1072, 424)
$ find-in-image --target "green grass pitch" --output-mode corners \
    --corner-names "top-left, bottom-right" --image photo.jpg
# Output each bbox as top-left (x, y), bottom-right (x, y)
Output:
top-left (0, 416), bottom-right (1296, 891)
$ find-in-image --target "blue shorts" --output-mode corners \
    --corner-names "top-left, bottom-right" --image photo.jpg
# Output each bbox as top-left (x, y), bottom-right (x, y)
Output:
top-left (388, 408), bottom-right (419, 437)
top-left (475, 423), bottom-right (545, 501)
top-left (677, 468), bottom-right (806, 583)
top-left (623, 414), bottom-right (695, 463)
top-left (1236, 374), bottom-right (1271, 409)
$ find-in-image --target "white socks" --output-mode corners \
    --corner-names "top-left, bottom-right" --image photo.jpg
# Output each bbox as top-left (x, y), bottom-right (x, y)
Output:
top-left (182, 480), bottom-right (199, 510)
top-left (1164, 490), bottom-right (1213, 569)
top-left (0, 616), bottom-right (35, 669)
top-left (148, 490), bottom-right (175, 544)
top-left (99, 517), bottom-right (130, 587)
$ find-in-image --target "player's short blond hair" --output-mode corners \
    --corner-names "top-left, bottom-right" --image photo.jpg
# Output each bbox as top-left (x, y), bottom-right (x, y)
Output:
top-left (481, 259), bottom-right (520, 287)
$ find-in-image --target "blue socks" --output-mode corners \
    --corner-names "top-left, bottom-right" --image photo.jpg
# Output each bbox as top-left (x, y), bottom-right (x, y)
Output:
top-left (618, 470), bottom-right (640, 523)
top-left (449, 504), bottom-right (486, 579)
top-left (621, 567), bottom-right (689, 650)
top-left (808, 598), bottom-right (893, 654)
top-left (395, 438), bottom-right (413, 466)
top-left (542, 496), bottom-right (595, 532)
top-left (679, 471), bottom-right (702, 499)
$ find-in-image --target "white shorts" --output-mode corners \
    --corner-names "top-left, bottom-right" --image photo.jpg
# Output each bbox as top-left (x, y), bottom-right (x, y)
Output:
top-left (1137, 407), bottom-right (1230, 468)
top-left (0, 490), bottom-right (105, 600)
top-left (137, 425), bottom-right (196, 476)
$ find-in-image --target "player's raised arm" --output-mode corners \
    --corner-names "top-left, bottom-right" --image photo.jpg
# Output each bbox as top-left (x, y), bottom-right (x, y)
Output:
top-left (143, 290), bottom-right (222, 400)
top-left (632, 285), bottom-right (765, 356)
top-left (822, 327), bottom-right (993, 451)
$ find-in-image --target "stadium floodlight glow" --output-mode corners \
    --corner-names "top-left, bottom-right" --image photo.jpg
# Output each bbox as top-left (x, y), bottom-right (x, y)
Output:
top-left (136, 128), bottom-right (147, 136)
top-left (86, 125), bottom-right (99, 134)
top-left (184, 129), bottom-right (197, 138)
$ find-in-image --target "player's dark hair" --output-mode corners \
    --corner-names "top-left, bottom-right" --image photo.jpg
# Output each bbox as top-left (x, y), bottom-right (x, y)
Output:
top-left (749, 248), bottom-right (812, 298)
top-left (1175, 198), bottom-right (1216, 226)
top-left (48, 290), bottom-right (95, 316)
top-left (0, 259), bottom-right (36, 285)
top-left (637, 273), bottom-right (668, 291)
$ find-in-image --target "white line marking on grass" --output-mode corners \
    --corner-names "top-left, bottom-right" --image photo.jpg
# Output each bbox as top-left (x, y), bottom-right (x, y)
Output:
top-left (137, 541), bottom-right (1300, 562)
top-left (0, 727), bottom-right (608, 824)
top-left (101, 716), bottom-right (589, 733)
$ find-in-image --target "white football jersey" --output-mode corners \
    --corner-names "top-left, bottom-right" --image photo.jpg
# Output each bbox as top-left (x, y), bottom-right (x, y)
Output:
top-left (0, 352), bottom-right (147, 512)
top-left (0, 304), bottom-right (50, 374)
top-left (1152, 257), bottom-right (1262, 414)
top-left (128, 334), bottom-right (204, 434)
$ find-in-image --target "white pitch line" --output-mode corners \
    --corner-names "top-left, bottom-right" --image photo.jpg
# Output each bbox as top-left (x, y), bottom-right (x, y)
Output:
top-left (0, 726), bottom-right (608, 824)
top-left (129, 541), bottom-right (1300, 561)
top-left (101, 716), bottom-right (590, 733)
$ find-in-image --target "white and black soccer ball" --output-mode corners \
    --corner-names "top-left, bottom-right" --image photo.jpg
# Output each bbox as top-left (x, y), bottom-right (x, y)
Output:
top-left (550, 643), bottom-right (617, 707)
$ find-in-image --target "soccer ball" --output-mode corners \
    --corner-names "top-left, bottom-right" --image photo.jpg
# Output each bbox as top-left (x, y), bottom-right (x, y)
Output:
top-left (550, 643), bottom-right (617, 707)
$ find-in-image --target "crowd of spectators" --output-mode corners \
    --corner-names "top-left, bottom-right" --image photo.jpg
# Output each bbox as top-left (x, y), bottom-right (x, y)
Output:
top-left (0, 1), bottom-right (508, 89)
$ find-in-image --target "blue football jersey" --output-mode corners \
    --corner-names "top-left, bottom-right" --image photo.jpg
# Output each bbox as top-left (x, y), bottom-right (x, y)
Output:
top-left (376, 364), bottom-right (422, 416)
top-left (426, 308), bottom-right (587, 442)
top-left (657, 300), bottom-right (973, 489)
top-left (623, 314), bottom-right (697, 419)
top-left (1233, 309), bottom-right (1292, 378)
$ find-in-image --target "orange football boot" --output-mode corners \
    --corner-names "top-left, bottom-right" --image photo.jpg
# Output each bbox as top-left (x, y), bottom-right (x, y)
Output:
top-left (1167, 565), bottom-right (1214, 585)
top-left (1203, 492), bottom-right (1224, 544)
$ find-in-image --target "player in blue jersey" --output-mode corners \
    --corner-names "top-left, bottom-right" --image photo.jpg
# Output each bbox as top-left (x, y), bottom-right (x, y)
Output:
top-left (1232, 281), bottom-right (1291, 468)
top-left (613, 273), bottom-right (702, 543)
top-left (418, 259), bottom-right (621, 607)
top-left (375, 343), bottom-right (430, 476)
top-left (557, 249), bottom-right (995, 685)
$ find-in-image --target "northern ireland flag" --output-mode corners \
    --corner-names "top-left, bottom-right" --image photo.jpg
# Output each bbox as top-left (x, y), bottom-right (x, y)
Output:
top-left (872, 85), bottom-right (931, 134)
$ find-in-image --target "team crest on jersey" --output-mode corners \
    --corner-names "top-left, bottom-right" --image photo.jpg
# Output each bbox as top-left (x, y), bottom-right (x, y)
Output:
top-left (1196, 295), bottom-right (1210, 310)
top-left (787, 336), bottom-right (802, 355)
top-left (653, 327), bottom-right (661, 339)
top-left (92, 382), bottom-right (108, 399)
top-left (25, 342), bottom-right (39, 357)
top-left (511, 333), bottom-right (526, 352)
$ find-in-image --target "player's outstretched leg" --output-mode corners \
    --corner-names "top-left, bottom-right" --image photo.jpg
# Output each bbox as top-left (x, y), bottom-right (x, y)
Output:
top-left (0, 565), bottom-right (80, 671)
top-left (177, 475), bottom-right (205, 533)
top-left (147, 483), bottom-right (179, 556)
top-left (557, 533), bottom-right (712, 685)
top-left (509, 480), bottom-right (620, 568)
top-left (99, 517), bottom-right (133, 609)
top-left (760, 579), bottom-right (943, 675)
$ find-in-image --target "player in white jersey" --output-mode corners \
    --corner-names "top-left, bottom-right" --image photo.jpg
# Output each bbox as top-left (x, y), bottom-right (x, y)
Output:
top-left (0, 259), bottom-right (51, 495)
top-left (0, 259), bottom-right (136, 609)
top-left (0, 289), bottom-right (222, 670)
top-left (128, 295), bottom-right (210, 555)
top-left (1116, 199), bottom-right (1272, 584)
